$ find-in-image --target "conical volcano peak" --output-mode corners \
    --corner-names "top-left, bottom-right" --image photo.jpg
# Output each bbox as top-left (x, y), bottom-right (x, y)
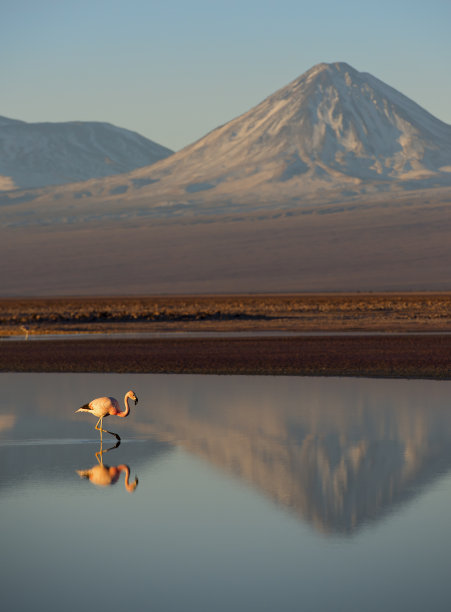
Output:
top-left (253, 60), bottom-right (451, 181)
top-left (270, 61), bottom-right (370, 112)
top-left (291, 61), bottom-right (361, 88)
top-left (303, 61), bottom-right (356, 77)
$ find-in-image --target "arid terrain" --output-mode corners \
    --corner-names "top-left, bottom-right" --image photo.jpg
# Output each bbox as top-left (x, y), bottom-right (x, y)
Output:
top-left (1, 293), bottom-right (450, 378)
top-left (1, 292), bottom-right (451, 336)
top-left (2, 190), bottom-right (451, 298)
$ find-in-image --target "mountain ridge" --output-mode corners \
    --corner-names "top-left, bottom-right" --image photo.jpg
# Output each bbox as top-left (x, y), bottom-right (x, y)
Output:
top-left (0, 116), bottom-right (173, 190)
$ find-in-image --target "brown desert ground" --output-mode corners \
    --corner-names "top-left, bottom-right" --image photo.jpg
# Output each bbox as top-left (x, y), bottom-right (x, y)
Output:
top-left (1, 190), bottom-right (451, 297)
top-left (1, 293), bottom-right (450, 378)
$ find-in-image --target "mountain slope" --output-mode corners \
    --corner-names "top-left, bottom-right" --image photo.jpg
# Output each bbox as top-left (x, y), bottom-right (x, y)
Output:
top-left (0, 116), bottom-right (173, 190)
top-left (134, 61), bottom-right (451, 201)
top-left (152, 61), bottom-right (451, 180)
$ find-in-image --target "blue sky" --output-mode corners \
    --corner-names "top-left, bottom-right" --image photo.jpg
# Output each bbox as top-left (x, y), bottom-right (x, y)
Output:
top-left (2, 0), bottom-right (451, 151)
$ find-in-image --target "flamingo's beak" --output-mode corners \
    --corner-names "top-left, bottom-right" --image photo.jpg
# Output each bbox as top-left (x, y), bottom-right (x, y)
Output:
top-left (134, 396), bottom-right (138, 405)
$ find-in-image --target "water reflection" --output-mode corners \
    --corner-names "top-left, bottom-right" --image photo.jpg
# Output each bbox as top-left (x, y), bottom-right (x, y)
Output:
top-left (2, 374), bottom-right (451, 534)
top-left (124, 376), bottom-right (451, 534)
top-left (76, 439), bottom-right (139, 493)
top-left (3, 374), bottom-right (451, 612)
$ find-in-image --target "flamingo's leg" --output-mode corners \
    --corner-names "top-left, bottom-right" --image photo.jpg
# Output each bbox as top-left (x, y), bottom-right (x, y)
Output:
top-left (95, 417), bottom-right (103, 441)
top-left (95, 417), bottom-right (121, 441)
top-left (106, 429), bottom-right (121, 441)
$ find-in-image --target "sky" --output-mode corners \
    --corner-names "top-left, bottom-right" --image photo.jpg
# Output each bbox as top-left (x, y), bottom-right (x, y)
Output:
top-left (2, 0), bottom-right (451, 152)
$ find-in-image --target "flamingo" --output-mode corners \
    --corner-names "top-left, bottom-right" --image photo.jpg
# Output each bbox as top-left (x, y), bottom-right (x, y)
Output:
top-left (75, 390), bottom-right (138, 441)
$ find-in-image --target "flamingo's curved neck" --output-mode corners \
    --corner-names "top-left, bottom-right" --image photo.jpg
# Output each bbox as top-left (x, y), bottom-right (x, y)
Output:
top-left (117, 394), bottom-right (131, 418)
top-left (118, 464), bottom-right (138, 492)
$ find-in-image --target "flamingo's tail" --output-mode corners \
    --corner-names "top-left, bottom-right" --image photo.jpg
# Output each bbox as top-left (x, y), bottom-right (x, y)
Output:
top-left (75, 403), bottom-right (91, 413)
top-left (76, 469), bottom-right (90, 479)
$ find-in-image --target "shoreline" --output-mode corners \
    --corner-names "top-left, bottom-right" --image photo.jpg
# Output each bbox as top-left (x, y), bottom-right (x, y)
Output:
top-left (1, 335), bottom-right (450, 379)
top-left (2, 294), bottom-right (450, 379)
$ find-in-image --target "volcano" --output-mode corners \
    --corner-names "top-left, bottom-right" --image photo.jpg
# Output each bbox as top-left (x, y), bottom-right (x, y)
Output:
top-left (131, 60), bottom-right (451, 205)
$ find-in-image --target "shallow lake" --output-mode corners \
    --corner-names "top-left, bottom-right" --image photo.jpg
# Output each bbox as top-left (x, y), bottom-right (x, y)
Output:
top-left (2, 373), bottom-right (451, 611)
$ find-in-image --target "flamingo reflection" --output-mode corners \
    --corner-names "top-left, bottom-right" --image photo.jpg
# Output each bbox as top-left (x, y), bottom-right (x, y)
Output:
top-left (77, 439), bottom-right (138, 493)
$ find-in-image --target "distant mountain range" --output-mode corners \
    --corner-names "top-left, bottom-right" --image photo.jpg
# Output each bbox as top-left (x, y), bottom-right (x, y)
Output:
top-left (0, 116), bottom-right (173, 190)
top-left (1, 61), bottom-right (450, 227)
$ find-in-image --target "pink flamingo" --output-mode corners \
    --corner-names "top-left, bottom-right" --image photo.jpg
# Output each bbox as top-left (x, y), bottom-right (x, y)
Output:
top-left (75, 390), bottom-right (138, 441)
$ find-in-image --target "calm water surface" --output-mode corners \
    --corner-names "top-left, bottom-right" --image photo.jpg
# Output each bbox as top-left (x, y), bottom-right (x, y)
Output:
top-left (2, 373), bottom-right (451, 611)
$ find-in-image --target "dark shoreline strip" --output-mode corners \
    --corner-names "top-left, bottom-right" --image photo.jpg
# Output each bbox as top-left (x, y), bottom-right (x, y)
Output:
top-left (1, 335), bottom-right (450, 379)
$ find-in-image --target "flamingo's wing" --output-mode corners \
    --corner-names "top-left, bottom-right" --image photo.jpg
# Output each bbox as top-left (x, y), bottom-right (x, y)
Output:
top-left (90, 396), bottom-right (114, 413)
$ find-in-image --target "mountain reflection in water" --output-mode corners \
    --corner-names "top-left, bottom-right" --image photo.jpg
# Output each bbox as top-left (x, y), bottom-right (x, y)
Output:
top-left (2, 374), bottom-right (451, 534)
top-left (128, 376), bottom-right (451, 534)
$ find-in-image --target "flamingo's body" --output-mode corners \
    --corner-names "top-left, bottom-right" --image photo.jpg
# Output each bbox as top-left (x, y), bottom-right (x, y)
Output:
top-left (77, 463), bottom-right (138, 492)
top-left (75, 390), bottom-right (138, 440)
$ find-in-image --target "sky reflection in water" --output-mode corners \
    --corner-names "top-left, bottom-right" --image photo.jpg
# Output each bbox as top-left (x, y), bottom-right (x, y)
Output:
top-left (2, 373), bottom-right (451, 612)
